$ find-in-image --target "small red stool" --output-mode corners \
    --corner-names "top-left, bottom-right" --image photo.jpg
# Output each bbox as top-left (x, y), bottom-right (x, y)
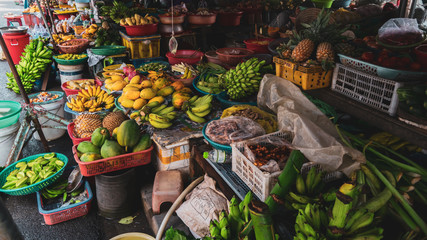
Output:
top-left (152, 170), bottom-right (183, 215)
top-left (5, 15), bottom-right (23, 27)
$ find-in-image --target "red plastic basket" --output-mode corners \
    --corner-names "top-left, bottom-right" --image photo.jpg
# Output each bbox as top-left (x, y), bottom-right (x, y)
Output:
top-left (37, 181), bottom-right (93, 225)
top-left (122, 24), bottom-right (158, 37)
top-left (166, 50), bottom-right (204, 65)
top-left (67, 123), bottom-right (91, 146)
top-left (61, 79), bottom-right (101, 97)
top-left (73, 145), bottom-right (153, 176)
top-left (216, 48), bottom-right (254, 66)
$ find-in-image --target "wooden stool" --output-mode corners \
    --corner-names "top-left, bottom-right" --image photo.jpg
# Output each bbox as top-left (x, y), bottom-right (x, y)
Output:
top-left (152, 170), bottom-right (183, 215)
top-left (5, 16), bottom-right (23, 26)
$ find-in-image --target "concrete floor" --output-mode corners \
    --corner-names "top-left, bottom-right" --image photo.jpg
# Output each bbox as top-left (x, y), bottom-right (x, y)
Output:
top-left (0, 2), bottom-right (156, 239)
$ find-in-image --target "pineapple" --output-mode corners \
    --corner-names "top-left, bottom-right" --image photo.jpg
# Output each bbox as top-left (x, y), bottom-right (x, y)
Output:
top-left (334, 43), bottom-right (355, 57)
top-left (292, 39), bottom-right (315, 62)
top-left (316, 42), bottom-right (335, 62)
top-left (74, 114), bottom-right (102, 138)
top-left (102, 111), bottom-right (127, 133)
top-left (282, 49), bottom-right (292, 59)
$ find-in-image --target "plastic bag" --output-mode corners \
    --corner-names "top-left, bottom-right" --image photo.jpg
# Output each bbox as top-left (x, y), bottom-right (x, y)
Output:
top-left (205, 116), bottom-right (265, 145)
top-left (378, 18), bottom-right (423, 46)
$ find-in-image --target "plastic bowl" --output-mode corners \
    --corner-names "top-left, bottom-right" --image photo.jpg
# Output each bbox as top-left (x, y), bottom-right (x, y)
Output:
top-left (122, 24), bottom-right (158, 37)
top-left (215, 92), bottom-right (257, 109)
top-left (166, 50), bottom-right (204, 65)
top-left (58, 39), bottom-right (89, 54)
top-left (53, 54), bottom-right (88, 65)
top-left (216, 48), bottom-right (255, 66)
top-left (244, 38), bottom-right (274, 54)
top-left (158, 14), bottom-right (185, 24)
top-left (202, 118), bottom-right (232, 153)
top-left (0, 153), bottom-right (68, 196)
top-left (217, 11), bottom-right (243, 26)
top-left (187, 13), bottom-right (217, 25)
top-left (0, 100), bottom-right (21, 128)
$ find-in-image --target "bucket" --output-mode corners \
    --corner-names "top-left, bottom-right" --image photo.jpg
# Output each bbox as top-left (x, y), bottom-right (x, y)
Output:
top-left (29, 91), bottom-right (66, 141)
top-left (57, 64), bottom-right (84, 85)
top-left (95, 168), bottom-right (137, 219)
top-left (3, 33), bottom-right (30, 64)
top-left (0, 122), bottom-right (20, 167)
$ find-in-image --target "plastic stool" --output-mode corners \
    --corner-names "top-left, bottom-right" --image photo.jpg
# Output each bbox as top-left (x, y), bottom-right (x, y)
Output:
top-left (5, 16), bottom-right (23, 26)
top-left (152, 170), bottom-right (183, 215)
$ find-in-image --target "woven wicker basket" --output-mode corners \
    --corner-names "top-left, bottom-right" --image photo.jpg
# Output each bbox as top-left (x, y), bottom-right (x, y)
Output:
top-left (295, 8), bottom-right (335, 32)
top-left (58, 39), bottom-right (90, 54)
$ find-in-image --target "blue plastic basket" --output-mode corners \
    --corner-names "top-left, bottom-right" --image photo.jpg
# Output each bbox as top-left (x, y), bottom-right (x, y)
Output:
top-left (0, 153), bottom-right (68, 196)
top-left (193, 76), bottom-right (226, 96)
top-left (115, 97), bottom-right (124, 111)
top-left (202, 118), bottom-right (232, 153)
top-left (0, 100), bottom-right (21, 128)
top-left (338, 54), bottom-right (427, 82)
top-left (215, 92), bottom-right (257, 109)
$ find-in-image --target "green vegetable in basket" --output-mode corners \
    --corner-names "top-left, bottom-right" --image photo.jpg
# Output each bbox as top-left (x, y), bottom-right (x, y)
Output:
top-left (397, 85), bottom-right (427, 119)
top-left (1, 153), bottom-right (63, 190)
top-left (137, 62), bottom-right (168, 72)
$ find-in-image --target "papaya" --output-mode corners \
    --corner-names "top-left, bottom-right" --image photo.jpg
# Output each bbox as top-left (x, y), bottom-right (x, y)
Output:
top-left (171, 81), bottom-right (185, 91)
top-left (111, 75), bottom-right (124, 82)
top-left (121, 99), bottom-right (135, 108)
top-left (100, 140), bottom-right (125, 158)
top-left (157, 86), bottom-right (174, 97)
top-left (77, 141), bottom-right (100, 154)
top-left (91, 127), bottom-right (110, 147)
top-left (80, 152), bottom-right (102, 162)
top-left (148, 96), bottom-right (165, 104)
top-left (124, 90), bottom-right (141, 100)
top-left (152, 78), bottom-right (169, 91)
top-left (172, 95), bottom-right (190, 109)
top-left (117, 119), bottom-right (140, 149)
top-left (132, 134), bottom-right (152, 152)
top-left (141, 80), bottom-right (152, 88)
top-left (133, 98), bottom-right (147, 110)
top-left (130, 75), bottom-right (141, 84)
top-left (140, 88), bottom-right (157, 100)
top-left (111, 80), bottom-right (127, 91)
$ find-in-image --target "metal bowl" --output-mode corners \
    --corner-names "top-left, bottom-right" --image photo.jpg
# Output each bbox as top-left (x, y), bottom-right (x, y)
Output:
top-left (0, 26), bottom-right (28, 35)
top-left (158, 23), bottom-right (184, 35)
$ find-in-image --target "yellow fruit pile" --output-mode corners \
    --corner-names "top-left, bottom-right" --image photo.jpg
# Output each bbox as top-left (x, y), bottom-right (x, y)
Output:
top-left (66, 86), bottom-right (115, 112)
top-left (105, 75), bottom-right (128, 91)
top-left (52, 34), bottom-right (75, 44)
top-left (119, 14), bottom-right (158, 26)
top-left (81, 24), bottom-right (98, 39)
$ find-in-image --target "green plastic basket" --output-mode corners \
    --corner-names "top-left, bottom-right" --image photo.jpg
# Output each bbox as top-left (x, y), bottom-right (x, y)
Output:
top-left (202, 118), bottom-right (232, 153)
top-left (53, 54), bottom-right (88, 65)
top-left (0, 153), bottom-right (68, 196)
top-left (91, 45), bottom-right (126, 56)
top-left (0, 100), bottom-right (21, 129)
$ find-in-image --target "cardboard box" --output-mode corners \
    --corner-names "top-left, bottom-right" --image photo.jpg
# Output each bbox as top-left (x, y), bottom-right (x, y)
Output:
top-left (153, 139), bottom-right (190, 171)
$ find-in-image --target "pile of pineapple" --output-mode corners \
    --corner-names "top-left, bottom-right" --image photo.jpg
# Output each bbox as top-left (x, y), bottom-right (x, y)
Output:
top-left (279, 10), bottom-right (349, 70)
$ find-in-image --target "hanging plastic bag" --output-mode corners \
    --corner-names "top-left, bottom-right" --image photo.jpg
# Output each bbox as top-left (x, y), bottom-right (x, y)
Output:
top-left (378, 18), bottom-right (424, 46)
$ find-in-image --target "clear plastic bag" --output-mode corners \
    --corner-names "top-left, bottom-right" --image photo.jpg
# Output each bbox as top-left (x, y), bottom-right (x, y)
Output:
top-left (205, 116), bottom-right (265, 145)
top-left (378, 18), bottom-right (424, 46)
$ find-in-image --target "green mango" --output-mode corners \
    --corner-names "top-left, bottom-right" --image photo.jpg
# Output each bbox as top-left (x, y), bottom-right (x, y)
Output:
top-left (91, 127), bottom-right (110, 147)
top-left (80, 152), bottom-right (102, 162)
top-left (132, 134), bottom-right (152, 152)
top-left (77, 141), bottom-right (100, 154)
top-left (100, 140), bottom-right (125, 159)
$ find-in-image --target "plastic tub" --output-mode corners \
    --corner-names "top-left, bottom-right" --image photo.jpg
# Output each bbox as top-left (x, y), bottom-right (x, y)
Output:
top-left (187, 13), bottom-right (217, 26)
top-left (29, 91), bottom-right (66, 141)
top-left (0, 122), bottom-right (20, 167)
top-left (0, 100), bottom-right (21, 128)
top-left (244, 38), bottom-right (274, 54)
top-left (36, 181), bottom-right (93, 225)
top-left (3, 33), bottom-right (30, 64)
top-left (57, 64), bottom-right (85, 85)
top-left (216, 48), bottom-right (254, 66)
top-left (67, 122), bottom-right (91, 145)
top-left (158, 14), bottom-right (185, 24)
top-left (122, 24), bottom-right (158, 37)
top-left (217, 11), bottom-right (243, 26)
top-left (166, 50), bottom-right (203, 65)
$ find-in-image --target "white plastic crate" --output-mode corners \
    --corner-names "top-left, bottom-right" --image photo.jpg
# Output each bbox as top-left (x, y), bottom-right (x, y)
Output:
top-left (231, 131), bottom-right (294, 201)
top-left (331, 64), bottom-right (404, 116)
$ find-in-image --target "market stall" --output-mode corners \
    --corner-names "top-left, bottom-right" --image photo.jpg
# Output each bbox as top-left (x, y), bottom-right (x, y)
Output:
top-left (0, 0), bottom-right (427, 239)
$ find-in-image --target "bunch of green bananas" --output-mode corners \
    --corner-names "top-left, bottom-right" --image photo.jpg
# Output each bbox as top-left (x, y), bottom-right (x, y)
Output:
top-left (146, 103), bottom-right (178, 129)
top-left (208, 192), bottom-right (253, 239)
top-left (6, 37), bottom-right (53, 94)
top-left (100, 0), bottom-right (129, 23)
top-left (294, 203), bottom-right (329, 240)
top-left (224, 58), bottom-right (265, 100)
top-left (184, 94), bottom-right (213, 124)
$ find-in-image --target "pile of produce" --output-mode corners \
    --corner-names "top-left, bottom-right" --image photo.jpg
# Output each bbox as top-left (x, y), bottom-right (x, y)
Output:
top-left (29, 92), bottom-right (60, 103)
top-left (397, 85), bottom-right (427, 119)
top-left (73, 111), bottom-right (127, 138)
top-left (1, 153), bottom-right (64, 190)
top-left (137, 62), bottom-right (168, 72)
top-left (247, 144), bottom-right (291, 167)
top-left (94, 24), bottom-right (121, 47)
top-left (224, 58), bottom-right (265, 100)
top-left (221, 105), bottom-right (277, 133)
top-left (64, 79), bottom-right (95, 90)
top-left (119, 14), bottom-right (158, 26)
top-left (205, 117), bottom-right (265, 145)
top-left (80, 24), bottom-right (98, 40)
top-left (55, 53), bottom-right (87, 60)
top-left (52, 34), bottom-right (75, 44)
top-left (99, 0), bottom-right (130, 24)
top-left (184, 95), bottom-right (214, 124)
top-left (172, 63), bottom-right (198, 77)
top-left (66, 86), bottom-right (115, 112)
top-left (130, 101), bottom-right (177, 128)
top-left (76, 119), bottom-right (151, 161)
top-left (40, 178), bottom-right (87, 206)
top-left (6, 37), bottom-right (52, 93)
top-left (196, 63), bottom-right (226, 94)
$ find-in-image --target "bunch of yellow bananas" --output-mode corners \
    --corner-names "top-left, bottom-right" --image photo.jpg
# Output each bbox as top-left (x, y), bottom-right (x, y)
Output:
top-left (120, 14), bottom-right (159, 26)
top-left (180, 67), bottom-right (193, 79)
top-left (66, 86), bottom-right (115, 112)
top-left (147, 71), bottom-right (166, 80)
